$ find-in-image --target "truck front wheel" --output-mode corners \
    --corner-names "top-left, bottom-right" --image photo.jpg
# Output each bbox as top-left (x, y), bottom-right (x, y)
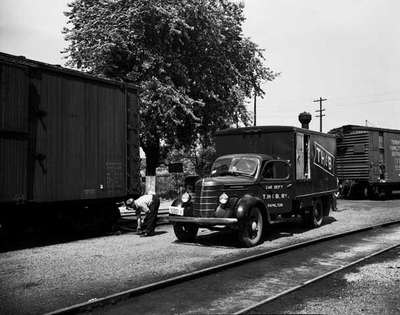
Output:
top-left (238, 207), bottom-right (264, 247)
top-left (173, 223), bottom-right (199, 242)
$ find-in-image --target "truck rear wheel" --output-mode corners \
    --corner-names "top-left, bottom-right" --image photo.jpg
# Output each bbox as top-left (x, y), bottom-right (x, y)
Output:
top-left (173, 223), bottom-right (198, 242)
top-left (238, 207), bottom-right (263, 247)
top-left (305, 199), bottom-right (323, 228)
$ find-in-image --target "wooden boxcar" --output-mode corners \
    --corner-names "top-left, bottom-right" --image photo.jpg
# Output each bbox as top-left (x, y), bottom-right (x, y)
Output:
top-left (329, 125), bottom-right (400, 198)
top-left (0, 52), bottom-right (141, 233)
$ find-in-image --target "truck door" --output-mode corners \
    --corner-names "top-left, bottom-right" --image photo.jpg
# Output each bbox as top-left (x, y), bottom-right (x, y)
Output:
top-left (260, 160), bottom-right (293, 214)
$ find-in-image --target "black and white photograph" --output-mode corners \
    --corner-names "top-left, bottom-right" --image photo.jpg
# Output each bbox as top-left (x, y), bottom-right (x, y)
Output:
top-left (1, 0), bottom-right (400, 314)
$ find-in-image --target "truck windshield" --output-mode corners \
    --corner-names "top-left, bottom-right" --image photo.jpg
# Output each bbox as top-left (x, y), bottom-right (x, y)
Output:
top-left (211, 157), bottom-right (259, 177)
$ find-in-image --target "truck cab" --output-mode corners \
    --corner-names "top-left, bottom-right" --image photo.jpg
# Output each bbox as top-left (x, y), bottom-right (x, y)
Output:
top-left (169, 125), bottom-right (337, 247)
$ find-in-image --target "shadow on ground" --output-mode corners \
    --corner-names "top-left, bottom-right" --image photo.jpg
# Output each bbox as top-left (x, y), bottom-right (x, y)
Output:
top-left (0, 217), bottom-right (169, 252)
top-left (0, 228), bottom-right (119, 253)
top-left (340, 192), bottom-right (400, 201)
top-left (176, 216), bottom-right (337, 249)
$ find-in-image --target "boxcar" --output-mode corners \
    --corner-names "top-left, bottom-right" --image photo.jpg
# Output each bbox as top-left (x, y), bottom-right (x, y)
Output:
top-left (0, 52), bottom-right (141, 233)
top-left (329, 125), bottom-right (400, 198)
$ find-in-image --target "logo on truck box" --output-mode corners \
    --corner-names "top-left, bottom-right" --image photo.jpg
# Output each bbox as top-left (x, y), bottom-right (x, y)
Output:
top-left (314, 142), bottom-right (335, 176)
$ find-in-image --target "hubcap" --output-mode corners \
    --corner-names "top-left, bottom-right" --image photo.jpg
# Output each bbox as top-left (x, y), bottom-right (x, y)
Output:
top-left (251, 221), bottom-right (257, 231)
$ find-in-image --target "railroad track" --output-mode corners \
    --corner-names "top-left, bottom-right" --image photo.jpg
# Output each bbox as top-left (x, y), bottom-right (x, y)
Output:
top-left (47, 220), bottom-right (400, 315)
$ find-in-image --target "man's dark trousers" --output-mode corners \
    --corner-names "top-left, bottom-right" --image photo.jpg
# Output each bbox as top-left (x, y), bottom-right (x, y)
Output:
top-left (143, 195), bottom-right (160, 235)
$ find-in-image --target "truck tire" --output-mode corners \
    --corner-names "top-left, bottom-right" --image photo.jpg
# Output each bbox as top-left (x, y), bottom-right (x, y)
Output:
top-left (238, 207), bottom-right (263, 247)
top-left (305, 199), bottom-right (323, 228)
top-left (173, 223), bottom-right (198, 242)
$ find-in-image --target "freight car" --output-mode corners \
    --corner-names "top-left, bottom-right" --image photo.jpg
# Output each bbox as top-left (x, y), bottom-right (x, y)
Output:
top-left (329, 125), bottom-right (400, 199)
top-left (0, 52), bottom-right (141, 235)
top-left (169, 115), bottom-right (337, 247)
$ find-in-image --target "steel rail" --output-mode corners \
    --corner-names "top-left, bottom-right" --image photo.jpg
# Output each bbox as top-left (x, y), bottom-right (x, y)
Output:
top-left (234, 242), bottom-right (400, 314)
top-left (46, 219), bottom-right (400, 315)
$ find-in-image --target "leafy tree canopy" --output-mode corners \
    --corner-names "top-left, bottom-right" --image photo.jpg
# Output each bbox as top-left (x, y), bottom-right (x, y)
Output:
top-left (63, 0), bottom-right (277, 175)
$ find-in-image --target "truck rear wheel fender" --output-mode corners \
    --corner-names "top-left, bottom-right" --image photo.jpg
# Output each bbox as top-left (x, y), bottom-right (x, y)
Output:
top-left (303, 198), bottom-right (324, 228)
top-left (321, 195), bottom-right (332, 217)
top-left (236, 196), bottom-right (270, 223)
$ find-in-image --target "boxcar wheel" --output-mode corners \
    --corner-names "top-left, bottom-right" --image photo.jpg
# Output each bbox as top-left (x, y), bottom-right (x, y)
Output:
top-left (305, 199), bottom-right (323, 228)
top-left (173, 223), bottom-right (198, 242)
top-left (238, 207), bottom-right (263, 247)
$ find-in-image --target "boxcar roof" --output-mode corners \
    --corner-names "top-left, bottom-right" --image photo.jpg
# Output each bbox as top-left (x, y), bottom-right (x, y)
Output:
top-left (216, 125), bottom-right (336, 138)
top-left (329, 125), bottom-right (400, 135)
top-left (0, 51), bottom-right (138, 90)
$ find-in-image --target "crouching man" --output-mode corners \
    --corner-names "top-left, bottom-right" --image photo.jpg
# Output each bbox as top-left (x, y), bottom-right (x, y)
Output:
top-left (126, 194), bottom-right (160, 237)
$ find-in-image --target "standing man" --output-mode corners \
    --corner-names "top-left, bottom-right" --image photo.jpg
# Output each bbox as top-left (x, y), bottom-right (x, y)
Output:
top-left (126, 194), bottom-right (160, 237)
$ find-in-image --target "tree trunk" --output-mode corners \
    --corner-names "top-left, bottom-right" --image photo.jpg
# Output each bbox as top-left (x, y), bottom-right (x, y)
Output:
top-left (142, 141), bottom-right (160, 176)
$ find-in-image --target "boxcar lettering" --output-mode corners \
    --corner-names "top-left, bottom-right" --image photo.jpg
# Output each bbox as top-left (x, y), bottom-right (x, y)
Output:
top-left (106, 162), bottom-right (124, 194)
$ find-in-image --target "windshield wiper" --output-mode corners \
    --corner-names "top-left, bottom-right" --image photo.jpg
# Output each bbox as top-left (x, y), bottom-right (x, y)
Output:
top-left (214, 170), bottom-right (255, 177)
top-left (237, 173), bottom-right (254, 178)
top-left (213, 170), bottom-right (239, 177)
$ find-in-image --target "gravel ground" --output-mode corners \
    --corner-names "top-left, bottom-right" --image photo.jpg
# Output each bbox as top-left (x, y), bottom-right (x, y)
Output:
top-left (1, 199), bottom-right (400, 314)
top-left (257, 245), bottom-right (400, 314)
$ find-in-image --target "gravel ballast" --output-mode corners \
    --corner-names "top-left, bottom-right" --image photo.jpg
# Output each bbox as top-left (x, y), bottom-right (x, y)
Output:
top-left (257, 245), bottom-right (400, 314)
top-left (0, 199), bottom-right (400, 314)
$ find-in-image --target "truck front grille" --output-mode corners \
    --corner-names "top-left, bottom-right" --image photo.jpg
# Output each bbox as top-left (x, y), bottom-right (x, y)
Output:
top-left (193, 181), bottom-right (219, 217)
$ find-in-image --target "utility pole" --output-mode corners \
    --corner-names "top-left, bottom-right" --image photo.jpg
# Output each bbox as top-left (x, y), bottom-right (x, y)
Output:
top-left (313, 97), bottom-right (327, 132)
top-left (253, 91), bottom-right (257, 126)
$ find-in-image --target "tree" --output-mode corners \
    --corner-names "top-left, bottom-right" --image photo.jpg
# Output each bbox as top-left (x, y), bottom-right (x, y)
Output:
top-left (63, 0), bottom-right (276, 175)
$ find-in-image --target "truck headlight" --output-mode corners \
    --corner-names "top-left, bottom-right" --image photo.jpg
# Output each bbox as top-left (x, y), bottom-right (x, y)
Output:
top-left (219, 193), bottom-right (229, 205)
top-left (181, 192), bottom-right (191, 203)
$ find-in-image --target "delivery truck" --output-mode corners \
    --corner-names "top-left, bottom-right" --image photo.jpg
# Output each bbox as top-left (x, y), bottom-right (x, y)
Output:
top-left (169, 115), bottom-right (337, 247)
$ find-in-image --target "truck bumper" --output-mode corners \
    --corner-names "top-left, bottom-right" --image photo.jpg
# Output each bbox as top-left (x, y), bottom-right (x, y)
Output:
top-left (168, 216), bottom-right (238, 225)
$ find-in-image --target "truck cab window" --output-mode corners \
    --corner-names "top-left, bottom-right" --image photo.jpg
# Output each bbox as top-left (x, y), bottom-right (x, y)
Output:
top-left (262, 161), bottom-right (289, 180)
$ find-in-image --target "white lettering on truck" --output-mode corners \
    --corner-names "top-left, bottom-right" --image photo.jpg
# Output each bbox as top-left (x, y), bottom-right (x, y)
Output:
top-left (314, 142), bottom-right (335, 176)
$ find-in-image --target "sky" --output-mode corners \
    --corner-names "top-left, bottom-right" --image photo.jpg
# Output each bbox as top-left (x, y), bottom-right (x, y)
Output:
top-left (1, 0), bottom-right (399, 132)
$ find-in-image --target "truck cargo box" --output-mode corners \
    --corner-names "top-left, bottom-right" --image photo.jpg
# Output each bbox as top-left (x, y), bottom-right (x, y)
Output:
top-left (0, 52), bottom-right (141, 205)
top-left (215, 126), bottom-right (337, 198)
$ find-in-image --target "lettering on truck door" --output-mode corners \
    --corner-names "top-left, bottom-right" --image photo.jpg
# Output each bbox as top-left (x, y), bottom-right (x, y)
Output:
top-left (260, 160), bottom-right (293, 213)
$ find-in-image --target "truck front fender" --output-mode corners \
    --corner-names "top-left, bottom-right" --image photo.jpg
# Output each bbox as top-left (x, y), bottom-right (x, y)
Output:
top-left (235, 195), bottom-right (270, 222)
